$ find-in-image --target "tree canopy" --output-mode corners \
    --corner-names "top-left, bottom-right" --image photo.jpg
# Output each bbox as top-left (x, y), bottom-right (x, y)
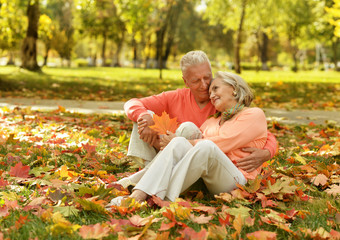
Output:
top-left (0, 0), bottom-right (339, 72)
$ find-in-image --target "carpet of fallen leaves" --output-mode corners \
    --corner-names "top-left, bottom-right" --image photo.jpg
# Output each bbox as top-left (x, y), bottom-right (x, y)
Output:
top-left (0, 106), bottom-right (339, 240)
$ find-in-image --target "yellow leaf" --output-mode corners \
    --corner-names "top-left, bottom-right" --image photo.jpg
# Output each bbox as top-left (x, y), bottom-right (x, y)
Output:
top-left (149, 111), bottom-right (179, 135)
top-left (294, 154), bottom-right (307, 165)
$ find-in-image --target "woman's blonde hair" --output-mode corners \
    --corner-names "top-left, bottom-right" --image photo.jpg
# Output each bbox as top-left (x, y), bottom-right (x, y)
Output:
top-left (214, 71), bottom-right (254, 107)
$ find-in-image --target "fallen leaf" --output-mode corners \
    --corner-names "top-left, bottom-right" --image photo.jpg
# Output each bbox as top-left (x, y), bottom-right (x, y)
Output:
top-left (128, 215), bottom-right (156, 227)
top-left (9, 162), bottom-right (30, 178)
top-left (246, 230), bottom-right (277, 240)
top-left (311, 174), bottom-right (328, 186)
top-left (179, 227), bottom-right (208, 240)
top-left (78, 223), bottom-right (110, 239)
top-left (190, 214), bottom-right (213, 224)
top-left (325, 184), bottom-right (340, 196)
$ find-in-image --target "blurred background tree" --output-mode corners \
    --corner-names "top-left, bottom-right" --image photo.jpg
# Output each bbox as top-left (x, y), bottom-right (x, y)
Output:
top-left (0, 0), bottom-right (339, 74)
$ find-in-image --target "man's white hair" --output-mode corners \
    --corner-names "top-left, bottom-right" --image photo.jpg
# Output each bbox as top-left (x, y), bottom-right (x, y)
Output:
top-left (180, 50), bottom-right (211, 74)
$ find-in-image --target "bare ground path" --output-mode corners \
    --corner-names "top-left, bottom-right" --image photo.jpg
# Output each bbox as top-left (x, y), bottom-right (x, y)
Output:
top-left (0, 97), bottom-right (339, 125)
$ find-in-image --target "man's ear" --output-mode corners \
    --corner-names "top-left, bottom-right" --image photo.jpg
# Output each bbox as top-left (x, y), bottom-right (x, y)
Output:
top-left (182, 76), bottom-right (189, 87)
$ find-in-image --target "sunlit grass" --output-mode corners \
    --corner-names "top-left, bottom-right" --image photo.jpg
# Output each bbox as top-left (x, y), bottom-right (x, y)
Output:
top-left (0, 66), bottom-right (339, 109)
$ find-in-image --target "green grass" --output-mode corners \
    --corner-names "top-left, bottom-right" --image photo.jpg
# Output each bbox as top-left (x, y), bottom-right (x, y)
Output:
top-left (0, 66), bottom-right (339, 110)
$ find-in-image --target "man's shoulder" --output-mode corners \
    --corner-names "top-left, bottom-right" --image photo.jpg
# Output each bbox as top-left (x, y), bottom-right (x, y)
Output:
top-left (161, 88), bottom-right (190, 97)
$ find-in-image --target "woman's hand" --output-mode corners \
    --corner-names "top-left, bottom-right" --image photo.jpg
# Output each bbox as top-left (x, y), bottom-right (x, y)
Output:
top-left (159, 131), bottom-right (176, 150)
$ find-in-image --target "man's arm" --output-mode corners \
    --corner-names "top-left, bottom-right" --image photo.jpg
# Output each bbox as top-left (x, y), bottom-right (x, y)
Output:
top-left (124, 93), bottom-right (171, 147)
top-left (236, 131), bottom-right (278, 172)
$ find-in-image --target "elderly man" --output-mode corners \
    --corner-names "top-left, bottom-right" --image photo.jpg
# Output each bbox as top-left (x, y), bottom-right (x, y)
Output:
top-left (124, 50), bottom-right (277, 177)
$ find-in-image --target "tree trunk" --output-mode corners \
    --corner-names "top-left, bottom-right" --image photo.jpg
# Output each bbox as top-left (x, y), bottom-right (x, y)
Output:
top-left (156, 28), bottom-right (167, 79)
top-left (260, 32), bottom-right (269, 70)
top-left (21, 0), bottom-right (40, 72)
top-left (7, 52), bottom-right (15, 65)
top-left (234, 0), bottom-right (246, 74)
top-left (101, 31), bottom-right (107, 67)
top-left (132, 35), bottom-right (138, 68)
top-left (332, 37), bottom-right (339, 71)
top-left (43, 46), bottom-right (49, 66)
top-left (163, 1), bottom-right (183, 68)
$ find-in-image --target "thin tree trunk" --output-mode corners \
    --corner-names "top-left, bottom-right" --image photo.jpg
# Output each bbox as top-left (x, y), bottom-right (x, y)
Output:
top-left (132, 34), bottom-right (138, 68)
top-left (234, 0), bottom-right (246, 74)
top-left (43, 46), bottom-right (50, 66)
top-left (332, 38), bottom-right (339, 71)
top-left (101, 31), bottom-right (107, 67)
top-left (260, 32), bottom-right (269, 70)
top-left (21, 0), bottom-right (40, 72)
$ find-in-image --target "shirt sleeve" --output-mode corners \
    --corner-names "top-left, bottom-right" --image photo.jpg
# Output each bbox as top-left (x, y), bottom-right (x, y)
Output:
top-left (124, 91), bottom-right (173, 122)
top-left (264, 131), bottom-right (278, 158)
top-left (197, 108), bottom-right (267, 153)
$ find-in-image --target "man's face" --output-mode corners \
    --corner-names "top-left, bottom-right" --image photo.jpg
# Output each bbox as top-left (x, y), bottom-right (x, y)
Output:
top-left (182, 62), bottom-right (213, 103)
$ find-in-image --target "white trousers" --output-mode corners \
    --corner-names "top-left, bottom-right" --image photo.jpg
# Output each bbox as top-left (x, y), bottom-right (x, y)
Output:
top-left (127, 121), bottom-right (203, 164)
top-left (134, 137), bottom-right (247, 201)
top-left (119, 122), bottom-right (202, 189)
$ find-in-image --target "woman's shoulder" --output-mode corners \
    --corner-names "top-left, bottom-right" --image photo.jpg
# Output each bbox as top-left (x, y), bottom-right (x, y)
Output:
top-left (239, 107), bottom-right (266, 119)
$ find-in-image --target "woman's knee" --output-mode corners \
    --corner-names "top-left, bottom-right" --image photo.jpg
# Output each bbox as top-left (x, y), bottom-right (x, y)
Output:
top-left (176, 122), bottom-right (202, 140)
top-left (194, 140), bottom-right (217, 152)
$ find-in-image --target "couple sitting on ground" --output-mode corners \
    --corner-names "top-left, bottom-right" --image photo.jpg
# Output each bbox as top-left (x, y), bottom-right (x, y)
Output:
top-left (108, 50), bottom-right (277, 205)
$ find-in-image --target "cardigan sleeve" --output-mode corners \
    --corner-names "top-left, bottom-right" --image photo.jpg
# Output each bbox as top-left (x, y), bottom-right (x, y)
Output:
top-left (264, 131), bottom-right (278, 158)
top-left (197, 108), bottom-right (267, 154)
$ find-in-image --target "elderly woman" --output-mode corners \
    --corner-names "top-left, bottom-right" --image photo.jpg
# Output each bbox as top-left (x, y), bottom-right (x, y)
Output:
top-left (111, 71), bottom-right (267, 204)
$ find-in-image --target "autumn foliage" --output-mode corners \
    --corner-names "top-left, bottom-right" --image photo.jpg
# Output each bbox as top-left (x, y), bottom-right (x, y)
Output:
top-left (149, 111), bottom-right (179, 135)
top-left (0, 107), bottom-right (339, 239)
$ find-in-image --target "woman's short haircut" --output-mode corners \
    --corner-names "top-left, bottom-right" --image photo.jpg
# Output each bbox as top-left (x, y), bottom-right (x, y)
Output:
top-left (180, 50), bottom-right (211, 74)
top-left (214, 71), bottom-right (254, 107)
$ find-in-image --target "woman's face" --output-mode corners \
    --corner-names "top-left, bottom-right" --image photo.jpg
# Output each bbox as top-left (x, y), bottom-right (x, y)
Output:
top-left (209, 78), bottom-right (237, 112)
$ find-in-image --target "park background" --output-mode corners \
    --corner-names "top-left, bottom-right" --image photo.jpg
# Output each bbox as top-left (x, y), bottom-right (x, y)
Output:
top-left (0, 0), bottom-right (339, 239)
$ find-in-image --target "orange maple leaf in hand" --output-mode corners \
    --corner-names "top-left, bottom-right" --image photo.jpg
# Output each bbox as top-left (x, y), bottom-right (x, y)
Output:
top-left (149, 111), bottom-right (179, 135)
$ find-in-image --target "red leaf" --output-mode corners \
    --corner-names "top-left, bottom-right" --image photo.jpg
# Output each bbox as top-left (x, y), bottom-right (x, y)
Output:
top-left (149, 195), bottom-right (170, 208)
top-left (0, 178), bottom-right (9, 187)
top-left (149, 111), bottom-right (179, 135)
top-left (330, 229), bottom-right (340, 239)
top-left (180, 227), bottom-right (208, 240)
top-left (218, 215), bottom-right (231, 226)
top-left (0, 206), bottom-right (9, 217)
top-left (9, 162), bottom-right (30, 178)
top-left (159, 221), bottom-right (176, 231)
top-left (15, 215), bottom-right (29, 229)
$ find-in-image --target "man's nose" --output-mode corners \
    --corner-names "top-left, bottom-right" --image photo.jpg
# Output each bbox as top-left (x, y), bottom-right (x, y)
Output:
top-left (200, 79), bottom-right (208, 88)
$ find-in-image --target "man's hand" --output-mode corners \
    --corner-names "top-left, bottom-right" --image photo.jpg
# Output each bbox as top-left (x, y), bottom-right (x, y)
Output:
top-left (236, 148), bottom-right (271, 172)
top-left (137, 114), bottom-right (158, 147)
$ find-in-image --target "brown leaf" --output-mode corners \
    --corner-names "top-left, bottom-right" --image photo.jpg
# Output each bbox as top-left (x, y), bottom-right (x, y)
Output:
top-left (149, 111), bottom-right (179, 135)
top-left (311, 174), bottom-right (328, 186)
top-left (78, 223), bottom-right (110, 239)
top-left (190, 214), bottom-right (213, 224)
top-left (246, 230), bottom-right (277, 240)
top-left (128, 215), bottom-right (158, 227)
top-left (325, 184), bottom-right (340, 196)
